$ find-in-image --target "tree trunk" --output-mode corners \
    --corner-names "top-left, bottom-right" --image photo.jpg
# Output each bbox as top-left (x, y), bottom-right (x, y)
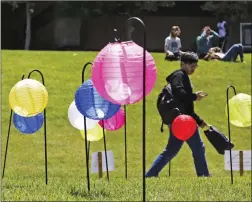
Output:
top-left (24, 2), bottom-right (31, 50)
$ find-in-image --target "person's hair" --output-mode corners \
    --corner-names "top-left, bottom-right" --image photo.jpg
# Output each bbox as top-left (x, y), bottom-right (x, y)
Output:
top-left (170, 26), bottom-right (179, 37)
top-left (180, 52), bottom-right (198, 64)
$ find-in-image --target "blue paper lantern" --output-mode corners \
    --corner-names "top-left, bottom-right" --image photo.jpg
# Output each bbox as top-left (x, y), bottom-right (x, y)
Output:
top-left (75, 78), bottom-right (121, 120)
top-left (13, 112), bottom-right (44, 134)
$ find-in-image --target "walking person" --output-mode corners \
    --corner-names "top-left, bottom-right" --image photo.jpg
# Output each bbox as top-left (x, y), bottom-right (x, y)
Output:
top-left (146, 52), bottom-right (211, 178)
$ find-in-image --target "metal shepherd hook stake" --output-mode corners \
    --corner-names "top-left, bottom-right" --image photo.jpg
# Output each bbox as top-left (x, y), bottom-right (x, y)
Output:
top-left (226, 85), bottom-right (236, 185)
top-left (122, 17), bottom-right (147, 202)
top-left (2, 75), bottom-right (25, 180)
top-left (82, 62), bottom-right (110, 192)
top-left (2, 70), bottom-right (48, 185)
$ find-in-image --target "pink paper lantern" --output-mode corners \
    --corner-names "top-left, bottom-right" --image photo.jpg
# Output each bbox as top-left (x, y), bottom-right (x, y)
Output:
top-left (98, 108), bottom-right (125, 131)
top-left (91, 41), bottom-right (157, 105)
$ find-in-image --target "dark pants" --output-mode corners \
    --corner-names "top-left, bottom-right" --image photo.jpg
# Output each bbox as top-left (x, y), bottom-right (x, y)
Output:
top-left (165, 52), bottom-right (180, 61)
top-left (198, 53), bottom-right (207, 59)
top-left (145, 126), bottom-right (210, 177)
top-left (221, 43), bottom-right (244, 62)
top-left (219, 37), bottom-right (228, 53)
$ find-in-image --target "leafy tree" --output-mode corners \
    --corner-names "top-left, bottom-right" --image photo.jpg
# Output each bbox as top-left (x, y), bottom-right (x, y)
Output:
top-left (201, 1), bottom-right (252, 22)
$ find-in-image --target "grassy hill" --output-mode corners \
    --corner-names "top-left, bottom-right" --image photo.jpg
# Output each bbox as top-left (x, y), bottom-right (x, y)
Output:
top-left (1, 50), bottom-right (251, 201)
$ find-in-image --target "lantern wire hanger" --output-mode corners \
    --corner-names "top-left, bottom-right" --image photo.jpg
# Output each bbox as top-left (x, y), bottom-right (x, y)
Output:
top-left (113, 28), bottom-right (128, 180)
top-left (121, 17), bottom-right (147, 202)
top-left (81, 62), bottom-right (110, 192)
top-left (226, 85), bottom-right (236, 185)
top-left (2, 70), bottom-right (48, 185)
top-left (113, 29), bottom-right (121, 43)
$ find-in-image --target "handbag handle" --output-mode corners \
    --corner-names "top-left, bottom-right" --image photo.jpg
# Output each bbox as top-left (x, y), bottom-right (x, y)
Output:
top-left (203, 123), bottom-right (212, 132)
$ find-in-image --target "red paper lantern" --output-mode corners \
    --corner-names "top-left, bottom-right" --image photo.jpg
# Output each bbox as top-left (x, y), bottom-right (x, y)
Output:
top-left (171, 115), bottom-right (197, 141)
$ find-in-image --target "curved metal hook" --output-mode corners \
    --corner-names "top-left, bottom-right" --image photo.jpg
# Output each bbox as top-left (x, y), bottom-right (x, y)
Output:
top-left (27, 69), bottom-right (45, 85)
top-left (226, 85), bottom-right (237, 97)
top-left (121, 17), bottom-right (147, 42)
top-left (82, 62), bottom-right (93, 83)
top-left (27, 69), bottom-right (47, 184)
top-left (226, 85), bottom-right (237, 185)
top-left (121, 16), bottom-right (147, 202)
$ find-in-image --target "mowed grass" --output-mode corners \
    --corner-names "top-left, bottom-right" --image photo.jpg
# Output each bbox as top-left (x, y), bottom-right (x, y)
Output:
top-left (1, 50), bottom-right (251, 201)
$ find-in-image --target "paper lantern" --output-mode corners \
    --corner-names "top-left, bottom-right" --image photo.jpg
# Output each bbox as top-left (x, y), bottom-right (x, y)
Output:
top-left (9, 79), bottom-right (48, 117)
top-left (91, 41), bottom-right (157, 105)
top-left (68, 100), bottom-right (99, 130)
top-left (171, 115), bottom-right (197, 141)
top-left (80, 123), bottom-right (104, 141)
top-left (75, 78), bottom-right (121, 120)
top-left (225, 93), bottom-right (251, 127)
top-left (13, 112), bottom-right (44, 134)
top-left (99, 108), bottom-right (125, 131)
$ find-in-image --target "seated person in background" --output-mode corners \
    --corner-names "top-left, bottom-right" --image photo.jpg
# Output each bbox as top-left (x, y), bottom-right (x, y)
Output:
top-left (196, 26), bottom-right (219, 59)
top-left (164, 26), bottom-right (183, 61)
top-left (204, 43), bottom-right (244, 62)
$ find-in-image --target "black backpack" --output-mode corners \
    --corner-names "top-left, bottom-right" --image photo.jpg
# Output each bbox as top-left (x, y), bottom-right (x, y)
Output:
top-left (157, 83), bottom-right (180, 132)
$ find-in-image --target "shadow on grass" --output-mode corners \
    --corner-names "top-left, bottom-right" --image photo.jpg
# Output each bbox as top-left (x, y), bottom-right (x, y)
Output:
top-left (69, 186), bottom-right (110, 199)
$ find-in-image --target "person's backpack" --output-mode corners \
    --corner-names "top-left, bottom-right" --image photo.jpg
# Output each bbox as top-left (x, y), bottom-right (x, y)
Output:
top-left (157, 83), bottom-right (180, 132)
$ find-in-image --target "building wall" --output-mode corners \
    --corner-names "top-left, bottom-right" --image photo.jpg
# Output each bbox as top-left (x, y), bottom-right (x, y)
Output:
top-left (2, 3), bottom-right (251, 52)
top-left (42, 15), bottom-right (247, 52)
top-left (70, 15), bottom-right (220, 51)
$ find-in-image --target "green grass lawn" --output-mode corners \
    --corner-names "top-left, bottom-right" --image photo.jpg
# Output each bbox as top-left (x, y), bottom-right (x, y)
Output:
top-left (1, 50), bottom-right (251, 201)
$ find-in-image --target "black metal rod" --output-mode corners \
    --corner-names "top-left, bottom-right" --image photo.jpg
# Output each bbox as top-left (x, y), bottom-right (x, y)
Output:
top-left (2, 75), bottom-right (27, 179)
top-left (102, 120), bottom-right (110, 181)
top-left (226, 85), bottom-right (236, 185)
top-left (82, 62), bottom-right (93, 192)
top-left (124, 105), bottom-right (127, 179)
top-left (122, 17), bottom-right (147, 202)
top-left (27, 69), bottom-right (48, 185)
top-left (2, 110), bottom-right (13, 179)
top-left (169, 161), bottom-right (171, 177)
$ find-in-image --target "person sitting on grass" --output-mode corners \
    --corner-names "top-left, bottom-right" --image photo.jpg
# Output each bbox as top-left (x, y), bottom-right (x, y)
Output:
top-left (164, 26), bottom-right (184, 61)
top-left (196, 26), bottom-right (219, 59)
top-left (203, 43), bottom-right (245, 63)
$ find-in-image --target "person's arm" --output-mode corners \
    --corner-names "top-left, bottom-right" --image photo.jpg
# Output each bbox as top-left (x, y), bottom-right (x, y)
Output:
top-left (191, 112), bottom-right (204, 126)
top-left (177, 38), bottom-right (184, 54)
top-left (178, 38), bottom-right (182, 50)
top-left (209, 30), bottom-right (219, 39)
top-left (171, 73), bottom-right (197, 102)
top-left (171, 73), bottom-right (204, 126)
top-left (197, 31), bottom-right (208, 42)
top-left (224, 22), bottom-right (229, 37)
top-left (164, 37), bottom-right (170, 53)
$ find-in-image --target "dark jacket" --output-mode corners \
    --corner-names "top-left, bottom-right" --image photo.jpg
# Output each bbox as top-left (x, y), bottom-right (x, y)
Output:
top-left (166, 69), bottom-right (203, 126)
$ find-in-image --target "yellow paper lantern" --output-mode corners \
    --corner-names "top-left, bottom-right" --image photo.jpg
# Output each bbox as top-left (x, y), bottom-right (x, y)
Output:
top-left (80, 123), bottom-right (104, 142)
top-left (225, 93), bottom-right (251, 127)
top-left (9, 79), bottom-right (48, 117)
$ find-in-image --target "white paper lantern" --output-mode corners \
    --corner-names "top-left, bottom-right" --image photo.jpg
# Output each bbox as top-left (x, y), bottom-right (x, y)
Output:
top-left (68, 100), bottom-right (98, 130)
